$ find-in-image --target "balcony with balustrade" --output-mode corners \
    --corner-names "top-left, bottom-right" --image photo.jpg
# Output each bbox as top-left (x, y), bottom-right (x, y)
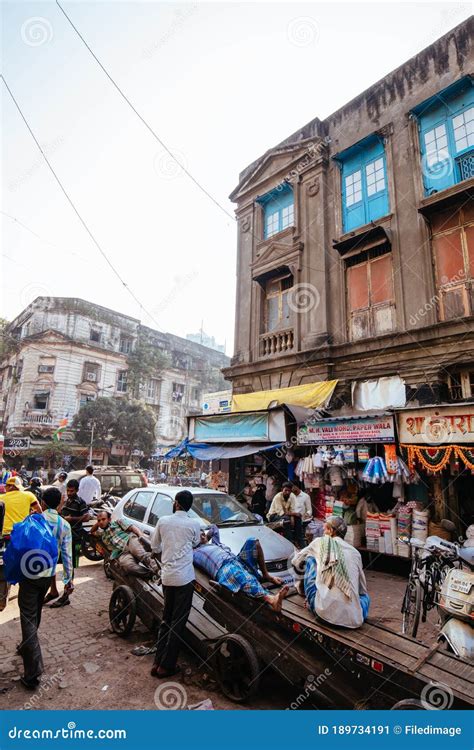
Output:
top-left (259, 328), bottom-right (294, 357)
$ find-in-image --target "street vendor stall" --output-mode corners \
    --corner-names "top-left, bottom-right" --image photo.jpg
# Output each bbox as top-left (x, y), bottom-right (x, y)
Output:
top-left (398, 404), bottom-right (474, 534)
top-left (296, 413), bottom-right (429, 559)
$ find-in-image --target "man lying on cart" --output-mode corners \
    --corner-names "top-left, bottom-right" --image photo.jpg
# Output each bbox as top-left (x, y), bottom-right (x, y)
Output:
top-left (193, 525), bottom-right (290, 612)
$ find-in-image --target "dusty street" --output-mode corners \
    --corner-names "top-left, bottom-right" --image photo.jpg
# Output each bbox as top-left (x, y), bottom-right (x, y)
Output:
top-left (0, 559), bottom-right (438, 711)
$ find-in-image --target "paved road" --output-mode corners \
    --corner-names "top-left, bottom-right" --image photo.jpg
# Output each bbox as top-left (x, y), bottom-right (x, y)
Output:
top-left (0, 558), bottom-right (437, 710)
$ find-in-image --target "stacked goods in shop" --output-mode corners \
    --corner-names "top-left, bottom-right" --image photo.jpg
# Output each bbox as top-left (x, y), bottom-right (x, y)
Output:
top-left (365, 512), bottom-right (380, 550)
top-left (333, 499), bottom-right (345, 517)
top-left (378, 513), bottom-right (396, 554)
top-left (345, 523), bottom-right (365, 548)
top-left (397, 506), bottom-right (412, 557)
top-left (412, 508), bottom-right (429, 543)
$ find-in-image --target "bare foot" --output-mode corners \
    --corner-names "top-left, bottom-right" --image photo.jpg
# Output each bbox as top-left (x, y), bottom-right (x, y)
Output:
top-left (267, 585), bottom-right (290, 612)
top-left (263, 574), bottom-right (283, 586)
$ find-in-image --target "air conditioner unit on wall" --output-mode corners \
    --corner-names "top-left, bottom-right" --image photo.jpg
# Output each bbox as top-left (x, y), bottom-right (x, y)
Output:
top-left (86, 372), bottom-right (97, 382)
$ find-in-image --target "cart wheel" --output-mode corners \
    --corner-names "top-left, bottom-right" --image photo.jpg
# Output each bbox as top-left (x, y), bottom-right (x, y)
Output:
top-left (104, 558), bottom-right (114, 580)
top-left (109, 585), bottom-right (137, 636)
top-left (212, 634), bottom-right (260, 702)
top-left (391, 699), bottom-right (426, 710)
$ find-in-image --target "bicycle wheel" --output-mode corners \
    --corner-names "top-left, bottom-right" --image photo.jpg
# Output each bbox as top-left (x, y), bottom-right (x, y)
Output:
top-left (402, 578), bottom-right (422, 638)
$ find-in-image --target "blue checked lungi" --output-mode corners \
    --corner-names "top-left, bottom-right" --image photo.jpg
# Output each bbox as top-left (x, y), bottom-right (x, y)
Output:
top-left (216, 538), bottom-right (268, 599)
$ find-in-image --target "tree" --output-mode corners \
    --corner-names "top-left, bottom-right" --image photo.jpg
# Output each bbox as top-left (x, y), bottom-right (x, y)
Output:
top-left (72, 398), bottom-right (117, 448)
top-left (114, 401), bottom-right (157, 462)
top-left (126, 335), bottom-right (169, 400)
top-left (72, 397), bottom-right (157, 461)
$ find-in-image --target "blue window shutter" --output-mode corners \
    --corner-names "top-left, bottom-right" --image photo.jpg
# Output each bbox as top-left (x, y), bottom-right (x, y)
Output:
top-left (416, 79), bottom-right (474, 196)
top-left (341, 137), bottom-right (389, 232)
top-left (258, 184), bottom-right (294, 239)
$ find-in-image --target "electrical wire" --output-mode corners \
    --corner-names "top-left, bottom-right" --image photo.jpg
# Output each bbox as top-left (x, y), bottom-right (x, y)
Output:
top-left (0, 74), bottom-right (165, 333)
top-left (55, 0), bottom-right (234, 223)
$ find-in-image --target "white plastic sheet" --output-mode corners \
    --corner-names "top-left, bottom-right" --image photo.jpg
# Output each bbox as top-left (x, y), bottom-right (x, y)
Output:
top-left (352, 375), bottom-right (406, 410)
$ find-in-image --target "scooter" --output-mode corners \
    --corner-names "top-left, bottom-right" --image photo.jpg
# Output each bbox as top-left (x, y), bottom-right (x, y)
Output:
top-left (436, 529), bottom-right (474, 662)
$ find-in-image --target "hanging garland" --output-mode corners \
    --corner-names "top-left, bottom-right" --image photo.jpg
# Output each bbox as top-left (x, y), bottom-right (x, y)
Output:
top-left (402, 444), bottom-right (474, 473)
top-left (455, 446), bottom-right (474, 471)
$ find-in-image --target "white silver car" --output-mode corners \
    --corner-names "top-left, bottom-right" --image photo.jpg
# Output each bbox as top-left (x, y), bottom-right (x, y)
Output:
top-left (111, 485), bottom-right (295, 582)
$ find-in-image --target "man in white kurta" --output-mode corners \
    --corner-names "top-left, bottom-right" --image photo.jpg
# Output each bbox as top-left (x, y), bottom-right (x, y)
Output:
top-left (292, 516), bottom-right (370, 629)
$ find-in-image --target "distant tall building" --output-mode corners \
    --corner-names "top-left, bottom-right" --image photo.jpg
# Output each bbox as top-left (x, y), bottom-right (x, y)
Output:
top-left (186, 330), bottom-right (226, 353)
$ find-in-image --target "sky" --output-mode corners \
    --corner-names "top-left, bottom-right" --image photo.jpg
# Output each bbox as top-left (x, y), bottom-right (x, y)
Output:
top-left (2, 1), bottom-right (472, 354)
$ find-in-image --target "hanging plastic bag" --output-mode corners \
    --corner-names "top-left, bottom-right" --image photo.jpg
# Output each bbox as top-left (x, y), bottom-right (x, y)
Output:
top-left (4, 514), bottom-right (58, 585)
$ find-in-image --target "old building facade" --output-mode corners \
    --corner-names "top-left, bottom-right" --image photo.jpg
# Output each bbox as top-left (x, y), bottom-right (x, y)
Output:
top-left (224, 20), bottom-right (473, 409)
top-left (0, 297), bottom-right (229, 459)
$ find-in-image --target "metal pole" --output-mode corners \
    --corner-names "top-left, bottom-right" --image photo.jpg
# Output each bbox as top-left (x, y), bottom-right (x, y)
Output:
top-left (89, 421), bottom-right (95, 464)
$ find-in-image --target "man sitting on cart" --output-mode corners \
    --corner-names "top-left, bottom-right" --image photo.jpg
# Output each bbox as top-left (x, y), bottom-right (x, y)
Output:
top-left (193, 525), bottom-right (290, 612)
top-left (292, 516), bottom-right (370, 629)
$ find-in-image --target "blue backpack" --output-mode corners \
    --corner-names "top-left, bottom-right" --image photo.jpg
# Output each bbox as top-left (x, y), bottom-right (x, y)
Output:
top-left (4, 514), bottom-right (58, 584)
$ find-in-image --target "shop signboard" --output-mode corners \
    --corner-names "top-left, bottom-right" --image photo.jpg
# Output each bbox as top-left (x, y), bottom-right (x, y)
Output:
top-left (297, 416), bottom-right (395, 445)
top-left (202, 391), bottom-right (232, 415)
top-left (4, 437), bottom-right (30, 452)
top-left (398, 406), bottom-right (474, 445)
top-left (194, 412), bottom-right (269, 442)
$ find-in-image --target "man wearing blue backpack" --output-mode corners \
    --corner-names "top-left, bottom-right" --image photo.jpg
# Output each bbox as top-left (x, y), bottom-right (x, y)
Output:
top-left (17, 487), bottom-right (73, 689)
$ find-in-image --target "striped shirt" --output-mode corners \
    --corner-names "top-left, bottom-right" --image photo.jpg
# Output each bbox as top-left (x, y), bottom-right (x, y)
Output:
top-left (42, 508), bottom-right (73, 585)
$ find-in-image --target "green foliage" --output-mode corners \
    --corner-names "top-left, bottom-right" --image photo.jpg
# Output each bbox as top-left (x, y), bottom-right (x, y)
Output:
top-left (72, 397), bottom-right (157, 459)
top-left (0, 318), bottom-right (17, 360)
top-left (72, 398), bottom-right (118, 448)
top-left (126, 336), bottom-right (169, 399)
top-left (114, 401), bottom-right (157, 460)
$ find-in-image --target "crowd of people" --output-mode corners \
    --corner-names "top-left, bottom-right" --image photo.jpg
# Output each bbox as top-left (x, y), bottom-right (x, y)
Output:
top-left (0, 465), bottom-right (369, 690)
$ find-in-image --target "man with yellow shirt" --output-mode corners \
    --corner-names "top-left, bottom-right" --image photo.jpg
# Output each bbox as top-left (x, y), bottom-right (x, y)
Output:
top-left (0, 477), bottom-right (39, 611)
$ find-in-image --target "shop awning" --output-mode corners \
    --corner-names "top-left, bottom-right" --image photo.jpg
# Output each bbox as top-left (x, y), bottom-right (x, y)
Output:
top-left (164, 439), bottom-right (283, 461)
top-left (231, 380), bottom-right (338, 412)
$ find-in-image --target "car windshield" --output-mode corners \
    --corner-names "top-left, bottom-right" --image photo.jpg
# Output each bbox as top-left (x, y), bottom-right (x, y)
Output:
top-left (191, 493), bottom-right (258, 526)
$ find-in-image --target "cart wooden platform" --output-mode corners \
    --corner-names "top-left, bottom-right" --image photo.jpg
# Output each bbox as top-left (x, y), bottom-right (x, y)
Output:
top-left (108, 563), bottom-right (474, 709)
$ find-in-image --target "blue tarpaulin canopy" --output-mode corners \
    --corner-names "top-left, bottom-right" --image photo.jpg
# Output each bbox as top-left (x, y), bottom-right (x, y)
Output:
top-left (164, 438), bottom-right (284, 461)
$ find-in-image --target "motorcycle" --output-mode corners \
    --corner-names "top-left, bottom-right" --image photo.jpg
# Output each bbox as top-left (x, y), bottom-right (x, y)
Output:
top-left (81, 493), bottom-right (120, 562)
top-left (436, 535), bottom-right (474, 662)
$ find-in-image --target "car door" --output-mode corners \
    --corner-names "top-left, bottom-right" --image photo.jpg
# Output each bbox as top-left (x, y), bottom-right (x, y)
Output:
top-left (121, 489), bottom-right (157, 534)
top-left (146, 492), bottom-right (174, 528)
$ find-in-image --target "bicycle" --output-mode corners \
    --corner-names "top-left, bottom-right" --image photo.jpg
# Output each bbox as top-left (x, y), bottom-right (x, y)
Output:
top-left (400, 536), bottom-right (456, 638)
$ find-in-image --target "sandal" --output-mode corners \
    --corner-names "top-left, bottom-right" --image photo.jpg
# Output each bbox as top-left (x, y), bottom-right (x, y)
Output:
top-left (49, 595), bottom-right (70, 608)
top-left (43, 593), bottom-right (59, 605)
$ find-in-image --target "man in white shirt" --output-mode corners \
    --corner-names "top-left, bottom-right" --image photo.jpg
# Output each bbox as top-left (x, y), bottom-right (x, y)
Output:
top-left (268, 482), bottom-right (303, 546)
top-left (292, 484), bottom-right (312, 521)
top-left (150, 490), bottom-right (202, 678)
top-left (78, 465), bottom-right (102, 506)
top-left (292, 516), bottom-right (370, 629)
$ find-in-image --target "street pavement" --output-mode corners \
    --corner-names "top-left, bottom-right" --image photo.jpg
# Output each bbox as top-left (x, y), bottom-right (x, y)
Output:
top-left (0, 559), bottom-right (437, 710)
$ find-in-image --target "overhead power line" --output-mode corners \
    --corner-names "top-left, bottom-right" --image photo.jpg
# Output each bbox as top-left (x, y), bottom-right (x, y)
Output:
top-left (55, 0), bottom-right (234, 222)
top-left (1, 74), bottom-right (164, 332)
